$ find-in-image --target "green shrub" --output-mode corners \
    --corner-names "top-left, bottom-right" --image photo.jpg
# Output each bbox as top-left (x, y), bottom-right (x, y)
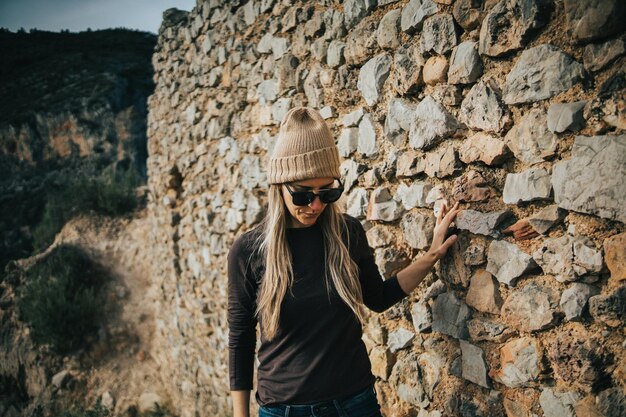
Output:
top-left (56, 400), bottom-right (111, 417)
top-left (32, 164), bottom-right (143, 252)
top-left (0, 374), bottom-right (29, 411)
top-left (59, 401), bottom-right (112, 417)
top-left (145, 404), bottom-right (169, 417)
top-left (93, 163), bottom-right (143, 216)
top-left (40, 397), bottom-right (176, 417)
top-left (16, 244), bottom-right (107, 354)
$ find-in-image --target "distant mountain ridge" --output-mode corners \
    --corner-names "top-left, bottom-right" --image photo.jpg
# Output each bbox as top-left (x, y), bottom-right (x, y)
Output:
top-left (0, 28), bottom-right (156, 169)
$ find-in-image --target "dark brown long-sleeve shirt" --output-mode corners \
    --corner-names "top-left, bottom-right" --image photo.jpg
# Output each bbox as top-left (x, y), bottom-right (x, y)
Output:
top-left (227, 213), bottom-right (408, 406)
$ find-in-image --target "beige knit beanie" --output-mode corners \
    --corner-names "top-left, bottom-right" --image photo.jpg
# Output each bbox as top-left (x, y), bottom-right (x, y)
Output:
top-left (267, 106), bottom-right (341, 184)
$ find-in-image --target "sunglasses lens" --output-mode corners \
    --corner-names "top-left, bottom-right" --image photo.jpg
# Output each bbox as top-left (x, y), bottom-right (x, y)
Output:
top-left (292, 192), bottom-right (313, 206)
top-left (319, 189), bottom-right (343, 203)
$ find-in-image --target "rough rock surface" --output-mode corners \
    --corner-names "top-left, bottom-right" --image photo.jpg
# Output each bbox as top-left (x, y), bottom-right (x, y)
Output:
top-left (585, 72), bottom-right (626, 131)
top-left (390, 44), bottom-right (424, 96)
top-left (377, 9), bottom-right (402, 50)
top-left (479, 0), bottom-right (551, 57)
top-left (540, 388), bottom-right (580, 417)
top-left (456, 209), bottom-right (513, 238)
top-left (338, 127), bottom-right (358, 157)
top-left (409, 96), bottom-right (459, 150)
top-left (344, 19), bottom-right (379, 65)
top-left (367, 187), bottom-right (404, 221)
top-left (503, 168), bottom-right (552, 204)
top-left (459, 79), bottom-right (510, 133)
top-left (448, 41), bottom-right (482, 85)
top-left (431, 292), bottom-right (471, 339)
top-left (391, 351), bottom-right (429, 408)
top-left (401, 0), bottom-right (438, 35)
top-left (583, 38), bottom-right (625, 72)
top-left (465, 269), bottom-right (503, 314)
top-left (505, 109), bottom-right (557, 164)
top-left (528, 205), bottom-right (566, 235)
top-left (552, 135), bottom-right (626, 223)
top-left (453, 0), bottom-right (484, 31)
top-left (468, 317), bottom-right (513, 342)
top-left (501, 282), bottom-right (560, 332)
top-left (395, 182), bottom-right (432, 209)
top-left (357, 53), bottom-right (392, 106)
top-left (439, 238), bottom-right (472, 288)
top-left (388, 327), bottom-right (415, 353)
top-left (423, 145), bottom-right (461, 178)
top-left (384, 98), bottom-right (415, 146)
top-left (400, 211), bottom-right (435, 250)
top-left (370, 346), bottom-right (393, 380)
top-left (494, 337), bottom-right (541, 388)
top-left (344, 0), bottom-right (376, 30)
top-left (463, 239), bottom-right (487, 266)
top-left (547, 101), bottom-right (587, 133)
top-left (592, 388), bottom-right (626, 417)
top-left (459, 133), bottom-right (508, 166)
top-left (560, 283), bottom-right (598, 321)
top-left (604, 232), bottom-right (626, 282)
top-left (420, 14), bottom-right (458, 55)
top-left (423, 56), bottom-right (448, 85)
top-left (460, 340), bottom-right (490, 388)
top-left (357, 113), bottom-right (378, 156)
top-left (532, 234), bottom-right (603, 283)
top-left (411, 301), bottom-right (432, 332)
top-left (451, 170), bottom-right (496, 202)
top-left (546, 328), bottom-right (609, 392)
top-left (589, 285), bottom-right (626, 328)
top-left (564, 0), bottom-right (626, 42)
top-left (346, 187), bottom-right (369, 218)
top-left (376, 247), bottom-right (410, 278)
top-left (486, 240), bottom-right (538, 286)
top-left (503, 44), bottom-right (586, 104)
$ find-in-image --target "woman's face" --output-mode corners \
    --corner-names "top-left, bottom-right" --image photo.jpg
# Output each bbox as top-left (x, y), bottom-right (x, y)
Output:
top-left (281, 176), bottom-right (336, 228)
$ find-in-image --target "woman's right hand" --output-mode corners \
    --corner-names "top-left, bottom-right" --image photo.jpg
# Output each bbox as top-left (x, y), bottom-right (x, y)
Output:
top-left (427, 201), bottom-right (461, 261)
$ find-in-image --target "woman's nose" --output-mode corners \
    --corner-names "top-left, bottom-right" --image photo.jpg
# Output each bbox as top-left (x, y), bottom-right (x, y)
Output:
top-left (309, 194), bottom-right (324, 210)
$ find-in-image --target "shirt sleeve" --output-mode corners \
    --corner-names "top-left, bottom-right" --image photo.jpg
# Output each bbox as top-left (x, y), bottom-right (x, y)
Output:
top-left (350, 216), bottom-right (409, 313)
top-left (227, 234), bottom-right (258, 391)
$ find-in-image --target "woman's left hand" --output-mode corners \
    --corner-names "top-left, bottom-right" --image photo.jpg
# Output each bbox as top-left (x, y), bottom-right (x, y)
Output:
top-left (428, 201), bottom-right (461, 261)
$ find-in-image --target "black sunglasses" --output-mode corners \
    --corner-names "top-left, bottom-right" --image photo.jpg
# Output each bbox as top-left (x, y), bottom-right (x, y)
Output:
top-left (284, 179), bottom-right (344, 206)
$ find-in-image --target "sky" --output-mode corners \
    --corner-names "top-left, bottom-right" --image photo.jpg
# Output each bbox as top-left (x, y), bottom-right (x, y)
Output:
top-left (0, 0), bottom-right (197, 34)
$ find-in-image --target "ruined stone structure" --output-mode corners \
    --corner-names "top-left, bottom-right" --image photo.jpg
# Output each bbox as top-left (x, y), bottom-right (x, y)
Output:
top-left (145, 1), bottom-right (625, 416)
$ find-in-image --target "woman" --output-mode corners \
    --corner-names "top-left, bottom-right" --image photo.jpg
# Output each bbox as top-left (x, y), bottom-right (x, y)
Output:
top-left (228, 107), bottom-right (460, 417)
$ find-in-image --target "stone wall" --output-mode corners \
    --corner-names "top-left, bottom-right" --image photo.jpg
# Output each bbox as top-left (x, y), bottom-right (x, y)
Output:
top-left (145, 1), bottom-right (625, 416)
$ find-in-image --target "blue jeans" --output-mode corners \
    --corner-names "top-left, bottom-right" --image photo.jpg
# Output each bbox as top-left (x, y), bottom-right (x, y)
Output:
top-left (258, 384), bottom-right (383, 417)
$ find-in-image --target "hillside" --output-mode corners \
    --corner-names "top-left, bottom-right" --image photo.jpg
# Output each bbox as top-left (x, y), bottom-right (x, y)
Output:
top-left (0, 28), bottom-right (156, 271)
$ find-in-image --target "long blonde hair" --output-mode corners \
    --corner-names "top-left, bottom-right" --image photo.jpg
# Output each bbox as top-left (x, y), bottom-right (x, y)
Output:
top-left (253, 184), bottom-right (366, 341)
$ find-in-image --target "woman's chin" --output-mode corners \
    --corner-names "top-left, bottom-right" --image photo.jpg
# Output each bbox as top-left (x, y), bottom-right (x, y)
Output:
top-left (299, 214), bottom-right (318, 224)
